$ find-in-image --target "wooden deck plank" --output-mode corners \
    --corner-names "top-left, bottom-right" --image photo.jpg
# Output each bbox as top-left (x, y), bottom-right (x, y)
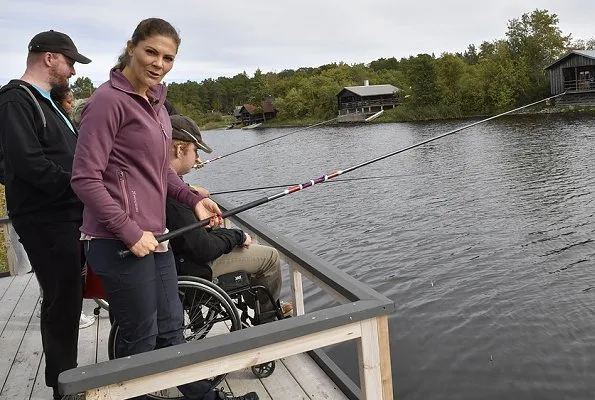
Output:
top-left (0, 276), bottom-right (15, 301)
top-left (77, 300), bottom-right (100, 367)
top-left (225, 369), bottom-right (272, 400)
top-left (1, 277), bottom-right (358, 400)
top-left (30, 355), bottom-right (51, 400)
top-left (0, 274), bottom-right (32, 335)
top-left (0, 274), bottom-right (39, 390)
top-left (0, 298), bottom-right (42, 399)
top-left (259, 360), bottom-right (309, 399)
top-left (282, 353), bottom-right (350, 399)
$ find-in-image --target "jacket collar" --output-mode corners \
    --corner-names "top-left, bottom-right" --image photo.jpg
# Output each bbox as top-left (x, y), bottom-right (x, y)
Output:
top-left (109, 68), bottom-right (167, 109)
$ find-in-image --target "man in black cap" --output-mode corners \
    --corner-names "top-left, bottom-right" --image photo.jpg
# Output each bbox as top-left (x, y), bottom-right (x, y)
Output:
top-left (0, 30), bottom-right (91, 400)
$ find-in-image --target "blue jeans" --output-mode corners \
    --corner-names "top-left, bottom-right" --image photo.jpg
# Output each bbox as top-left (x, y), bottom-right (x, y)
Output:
top-left (85, 239), bottom-right (215, 400)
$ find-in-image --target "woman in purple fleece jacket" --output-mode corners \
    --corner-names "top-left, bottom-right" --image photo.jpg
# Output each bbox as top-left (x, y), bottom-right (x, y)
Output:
top-left (70, 18), bottom-right (248, 400)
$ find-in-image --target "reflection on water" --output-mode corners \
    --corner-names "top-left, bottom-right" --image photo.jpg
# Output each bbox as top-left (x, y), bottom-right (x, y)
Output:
top-left (192, 113), bottom-right (595, 400)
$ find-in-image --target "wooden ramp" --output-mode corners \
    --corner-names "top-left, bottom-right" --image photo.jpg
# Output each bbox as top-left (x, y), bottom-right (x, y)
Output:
top-left (0, 274), bottom-right (349, 400)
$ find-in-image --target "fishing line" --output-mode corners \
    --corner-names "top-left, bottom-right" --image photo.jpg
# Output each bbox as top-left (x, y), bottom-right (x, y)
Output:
top-left (208, 175), bottom-right (403, 195)
top-left (200, 116), bottom-right (339, 166)
top-left (119, 92), bottom-right (565, 258)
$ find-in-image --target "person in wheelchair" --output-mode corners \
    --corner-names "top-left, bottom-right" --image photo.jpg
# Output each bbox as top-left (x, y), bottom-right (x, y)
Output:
top-left (166, 114), bottom-right (292, 324)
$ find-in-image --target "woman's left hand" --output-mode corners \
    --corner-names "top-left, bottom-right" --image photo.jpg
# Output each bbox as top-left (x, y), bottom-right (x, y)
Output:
top-left (194, 197), bottom-right (222, 228)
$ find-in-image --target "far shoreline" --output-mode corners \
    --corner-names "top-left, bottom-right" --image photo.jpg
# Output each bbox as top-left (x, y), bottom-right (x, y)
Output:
top-left (202, 105), bottom-right (595, 131)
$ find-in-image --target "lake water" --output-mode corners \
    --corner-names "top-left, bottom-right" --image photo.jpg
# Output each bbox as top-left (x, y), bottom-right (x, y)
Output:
top-left (189, 113), bottom-right (595, 400)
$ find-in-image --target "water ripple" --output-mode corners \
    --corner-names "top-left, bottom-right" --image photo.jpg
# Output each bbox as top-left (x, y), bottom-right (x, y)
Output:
top-left (198, 113), bottom-right (595, 399)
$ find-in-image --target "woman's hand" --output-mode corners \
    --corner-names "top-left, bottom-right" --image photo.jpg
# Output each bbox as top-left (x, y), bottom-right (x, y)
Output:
top-left (129, 231), bottom-right (158, 257)
top-left (194, 197), bottom-right (222, 228)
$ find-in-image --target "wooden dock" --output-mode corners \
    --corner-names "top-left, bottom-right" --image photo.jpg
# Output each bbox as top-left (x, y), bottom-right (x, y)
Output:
top-left (0, 273), bottom-right (349, 400)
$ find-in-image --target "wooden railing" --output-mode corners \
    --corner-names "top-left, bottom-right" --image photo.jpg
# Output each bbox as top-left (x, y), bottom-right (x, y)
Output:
top-left (563, 79), bottom-right (595, 92)
top-left (339, 98), bottom-right (398, 109)
top-left (58, 196), bottom-right (396, 400)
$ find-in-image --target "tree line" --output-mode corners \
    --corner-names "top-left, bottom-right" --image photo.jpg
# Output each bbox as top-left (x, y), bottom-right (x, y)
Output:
top-left (71, 9), bottom-right (595, 126)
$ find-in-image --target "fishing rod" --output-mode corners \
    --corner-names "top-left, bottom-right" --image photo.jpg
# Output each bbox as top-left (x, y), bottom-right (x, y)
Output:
top-left (119, 92), bottom-right (565, 258)
top-left (199, 116), bottom-right (339, 166)
top-left (209, 175), bottom-right (403, 195)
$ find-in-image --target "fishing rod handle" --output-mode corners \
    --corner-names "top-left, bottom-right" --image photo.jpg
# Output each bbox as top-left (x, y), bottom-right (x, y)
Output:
top-left (117, 218), bottom-right (212, 259)
top-left (117, 197), bottom-right (270, 258)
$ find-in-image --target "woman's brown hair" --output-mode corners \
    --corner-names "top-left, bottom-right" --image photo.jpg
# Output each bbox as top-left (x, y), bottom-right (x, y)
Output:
top-left (114, 18), bottom-right (181, 70)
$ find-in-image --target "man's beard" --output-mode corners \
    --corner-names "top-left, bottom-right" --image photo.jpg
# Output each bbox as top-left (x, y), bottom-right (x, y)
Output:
top-left (48, 65), bottom-right (69, 88)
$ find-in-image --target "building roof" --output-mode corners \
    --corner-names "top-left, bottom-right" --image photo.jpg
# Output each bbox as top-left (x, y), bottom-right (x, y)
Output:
top-left (340, 84), bottom-right (400, 97)
top-left (241, 104), bottom-right (257, 113)
top-left (262, 101), bottom-right (275, 113)
top-left (544, 50), bottom-right (595, 70)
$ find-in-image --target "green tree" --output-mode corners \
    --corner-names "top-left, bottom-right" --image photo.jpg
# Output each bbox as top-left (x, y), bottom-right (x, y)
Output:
top-left (505, 9), bottom-right (571, 101)
top-left (275, 87), bottom-right (309, 119)
top-left (435, 53), bottom-right (467, 111)
top-left (506, 9), bottom-right (570, 65)
top-left (70, 77), bottom-right (94, 99)
top-left (407, 54), bottom-right (441, 106)
top-left (463, 44), bottom-right (479, 65)
top-left (369, 57), bottom-right (399, 71)
top-left (571, 38), bottom-right (595, 50)
top-left (477, 40), bottom-right (526, 111)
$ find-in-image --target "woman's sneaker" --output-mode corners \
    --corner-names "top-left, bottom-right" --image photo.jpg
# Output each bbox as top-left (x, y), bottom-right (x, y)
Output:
top-left (215, 388), bottom-right (259, 400)
top-left (79, 312), bottom-right (95, 329)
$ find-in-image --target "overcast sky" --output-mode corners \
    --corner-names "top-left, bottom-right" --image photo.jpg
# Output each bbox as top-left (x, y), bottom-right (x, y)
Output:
top-left (1, 0), bottom-right (593, 87)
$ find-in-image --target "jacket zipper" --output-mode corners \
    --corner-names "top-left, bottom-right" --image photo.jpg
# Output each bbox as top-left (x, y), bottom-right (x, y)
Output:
top-left (159, 122), bottom-right (167, 196)
top-left (113, 83), bottom-right (169, 203)
top-left (118, 171), bottom-right (131, 214)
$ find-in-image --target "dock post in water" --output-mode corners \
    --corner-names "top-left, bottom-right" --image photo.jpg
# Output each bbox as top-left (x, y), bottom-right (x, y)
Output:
top-left (358, 316), bottom-right (394, 399)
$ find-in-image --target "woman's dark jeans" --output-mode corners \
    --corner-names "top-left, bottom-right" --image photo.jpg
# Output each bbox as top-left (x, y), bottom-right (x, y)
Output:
top-left (86, 239), bottom-right (214, 400)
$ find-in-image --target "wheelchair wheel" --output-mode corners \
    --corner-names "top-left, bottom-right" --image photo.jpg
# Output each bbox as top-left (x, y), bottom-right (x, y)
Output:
top-left (92, 298), bottom-right (113, 323)
top-left (93, 298), bottom-right (110, 312)
top-left (251, 361), bottom-right (275, 378)
top-left (107, 277), bottom-right (242, 399)
top-left (177, 276), bottom-right (241, 340)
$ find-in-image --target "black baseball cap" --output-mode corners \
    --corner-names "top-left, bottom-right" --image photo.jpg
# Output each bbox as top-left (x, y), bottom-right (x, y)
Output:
top-left (170, 115), bottom-right (213, 154)
top-left (28, 30), bottom-right (91, 64)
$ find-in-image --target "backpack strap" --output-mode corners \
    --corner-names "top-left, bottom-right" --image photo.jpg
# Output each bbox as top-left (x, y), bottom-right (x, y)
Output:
top-left (18, 84), bottom-right (46, 128)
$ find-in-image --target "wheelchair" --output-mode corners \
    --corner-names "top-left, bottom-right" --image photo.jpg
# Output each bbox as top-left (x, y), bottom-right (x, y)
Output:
top-left (84, 265), bottom-right (288, 399)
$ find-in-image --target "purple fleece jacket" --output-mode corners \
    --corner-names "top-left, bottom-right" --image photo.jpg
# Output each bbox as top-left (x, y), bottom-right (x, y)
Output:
top-left (71, 69), bottom-right (203, 247)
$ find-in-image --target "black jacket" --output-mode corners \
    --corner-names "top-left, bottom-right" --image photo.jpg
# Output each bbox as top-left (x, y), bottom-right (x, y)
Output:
top-left (166, 196), bottom-right (246, 279)
top-left (0, 80), bottom-right (82, 223)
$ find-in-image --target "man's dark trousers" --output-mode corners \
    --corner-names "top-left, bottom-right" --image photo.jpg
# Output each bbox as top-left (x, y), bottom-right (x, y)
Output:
top-left (13, 220), bottom-right (83, 399)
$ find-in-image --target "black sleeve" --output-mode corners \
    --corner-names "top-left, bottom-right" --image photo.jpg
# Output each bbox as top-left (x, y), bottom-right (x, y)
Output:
top-left (164, 99), bottom-right (179, 116)
top-left (166, 197), bottom-right (245, 264)
top-left (0, 98), bottom-right (72, 196)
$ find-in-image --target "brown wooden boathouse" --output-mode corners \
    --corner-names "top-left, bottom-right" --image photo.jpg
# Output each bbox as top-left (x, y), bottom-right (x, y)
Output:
top-left (336, 81), bottom-right (400, 118)
top-left (544, 50), bottom-right (595, 106)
